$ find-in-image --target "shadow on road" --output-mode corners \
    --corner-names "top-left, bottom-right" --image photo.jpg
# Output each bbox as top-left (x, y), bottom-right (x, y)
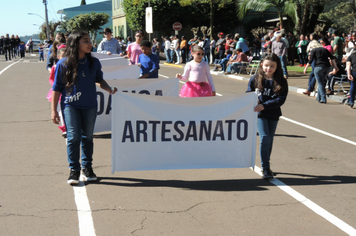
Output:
top-left (274, 134), bottom-right (306, 138)
top-left (86, 173), bottom-right (356, 191)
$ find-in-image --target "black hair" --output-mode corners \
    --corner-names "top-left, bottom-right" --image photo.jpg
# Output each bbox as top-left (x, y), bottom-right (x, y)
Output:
top-left (320, 37), bottom-right (330, 45)
top-left (127, 36), bottom-right (132, 41)
top-left (140, 40), bottom-right (152, 48)
top-left (236, 48), bottom-right (243, 52)
top-left (226, 50), bottom-right (232, 54)
top-left (103, 28), bottom-right (112, 33)
top-left (192, 45), bottom-right (204, 52)
top-left (62, 31), bottom-right (94, 92)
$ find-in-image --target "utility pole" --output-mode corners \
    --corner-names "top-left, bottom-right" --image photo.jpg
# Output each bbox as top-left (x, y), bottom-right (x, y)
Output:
top-left (43, 0), bottom-right (50, 39)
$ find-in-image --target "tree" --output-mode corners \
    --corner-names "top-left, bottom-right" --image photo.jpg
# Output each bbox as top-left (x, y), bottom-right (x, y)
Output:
top-left (320, 0), bottom-right (356, 32)
top-left (178, 0), bottom-right (233, 38)
top-left (80, 0), bottom-right (86, 5)
top-left (39, 21), bottom-right (62, 40)
top-left (63, 12), bottom-right (109, 43)
top-left (236, 0), bottom-right (297, 30)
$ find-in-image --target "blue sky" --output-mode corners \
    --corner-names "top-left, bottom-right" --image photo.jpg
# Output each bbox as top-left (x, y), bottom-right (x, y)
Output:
top-left (0, 0), bottom-right (107, 37)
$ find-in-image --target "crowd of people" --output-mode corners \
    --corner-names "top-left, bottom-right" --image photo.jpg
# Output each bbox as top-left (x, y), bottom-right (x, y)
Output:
top-left (0, 34), bottom-right (25, 61)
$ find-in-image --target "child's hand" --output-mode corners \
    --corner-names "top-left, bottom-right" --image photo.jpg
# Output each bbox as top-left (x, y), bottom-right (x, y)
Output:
top-left (137, 63), bottom-right (141, 67)
top-left (110, 87), bottom-right (118, 95)
top-left (51, 110), bottom-right (60, 124)
top-left (107, 52), bottom-right (112, 55)
top-left (254, 104), bottom-right (264, 112)
top-left (176, 73), bottom-right (182, 79)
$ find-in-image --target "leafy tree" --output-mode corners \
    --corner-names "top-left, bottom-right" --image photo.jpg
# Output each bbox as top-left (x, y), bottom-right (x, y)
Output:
top-left (63, 12), bottom-right (109, 42)
top-left (178, 0), bottom-right (234, 38)
top-left (320, 0), bottom-right (356, 32)
top-left (39, 21), bottom-right (62, 40)
top-left (236, 0), bottom-right (297, 30)
top-left (81, 0), bottom-right (86, 5)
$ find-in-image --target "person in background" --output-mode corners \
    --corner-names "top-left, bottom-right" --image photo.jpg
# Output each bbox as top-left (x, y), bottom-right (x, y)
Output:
top-left (46, 32), bottom-right (65, 71)
top-left (216, 32), bottom-right (226, 59)
top-left (97, 28), bottom-right (123, 56)
top-left (28, 38), bottom-right (34, 53)
top-left (137, 40), bottom-right (160, 79)
top-left (295, 34), bottom-right (308, 66)
top-left (38, 43), bottom-right (44, 62)
top-left (173, 35), bottom-right (181, 64)
top-left (272, 35), bottom-right (288, 79)
top-left (124, 30), bottom-right (144, 65)
top-left (180, 36), bottom-right (188, 64)
top-left (47, 36), bottom-right (66, 73)
top-left (203, 34), bottom-right (211, 64)
top-left (152, 38), bottom-right (161, 59)
top-left (210, 36), bottom-right (216, 64)
top-left (10, 35), bottom-right (17, 58)
top-left (332, 30), bottom-right (344, 64)
top-left (18, 41), bottom-right (26, 58)
top-left (3, 34), bottom-right (11, 61)
top-left (164, 36), bottom-right (172, 63)
top-left (0, 35), bottom-right (4, 55)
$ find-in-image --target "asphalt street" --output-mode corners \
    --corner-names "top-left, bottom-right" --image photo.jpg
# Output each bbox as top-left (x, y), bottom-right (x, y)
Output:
top-left (0, 53), bottom-right (355, 236)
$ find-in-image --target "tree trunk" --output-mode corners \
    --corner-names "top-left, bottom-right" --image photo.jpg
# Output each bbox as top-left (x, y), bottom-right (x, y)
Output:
top-left (300, 3), bottom-right (311, 35)
top-left (295, 4), bottom-right (302, 34)
top-left (210, 0), bottom-right (214, 39)
top-left (306, 4), bottom-right (324, 34)
top-left (279, 13), bottom-right (283, 30)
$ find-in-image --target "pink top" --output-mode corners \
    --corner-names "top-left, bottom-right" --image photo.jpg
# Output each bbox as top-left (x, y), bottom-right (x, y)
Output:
top-left (126, 42), bottom-right (142, 65)
top-left (49, 65), bottom-right (56, 85)
top-left (323, 45), bottom-right (334, 55)
top-left (180, 60), bottom-right (216, 91)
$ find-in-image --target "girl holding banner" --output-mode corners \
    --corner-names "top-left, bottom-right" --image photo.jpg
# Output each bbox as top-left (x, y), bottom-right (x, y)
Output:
top-left (246, 53), bottom-right (288, 179)
top-left (176, 46), bottom-right (216, 97)
top-left (51, 31), bottom-right (118, 185)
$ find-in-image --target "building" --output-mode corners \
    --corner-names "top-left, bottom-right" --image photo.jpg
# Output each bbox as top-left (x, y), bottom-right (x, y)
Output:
top-left (58, 1), bottom-right (112, 34)
top-left (112, 0), bottom-right (133, 40)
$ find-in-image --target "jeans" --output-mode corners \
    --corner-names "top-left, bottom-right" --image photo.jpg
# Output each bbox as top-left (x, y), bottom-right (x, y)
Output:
top-left (218, 49), bottom-right (225, 59)
top-left (257, 117), bottom-right (279, 170)
top-left (175, 49), bottom-right (181, 63)
top-left (29, 45), bottom-right (33, 53)
top-left (63, 106), bottom-right (97, 171)
top-left (298, 53), bottom-right (307, 65)
top-left (307, 61), bottom-right (316, 92)
top-left (164, 49), bottom-right (171, 63)
top-left (204, 49), bottom-right (210, 64)
top-left (278, 55), bottom-right (288, 76)
top-left (314, 66), bottom-right (330, 103)
top-left (253, 47), bottom-right (261, 60)
top-left (349, 72), bottom-right (356, 105)
top-left (210, 47), bottom-right (215, 64)
top-left (181, 48), bottom-right (188, 63)
top-left (219, 58), bottom-right (229, 71)
top-left (4, 47), bottom-right (11, 60)
top-left (39, 53), bottom-right (44, 61)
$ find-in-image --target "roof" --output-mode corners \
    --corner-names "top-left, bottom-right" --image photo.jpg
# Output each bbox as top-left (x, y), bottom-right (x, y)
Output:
top-left (60, 1), bottom-right (111, 12)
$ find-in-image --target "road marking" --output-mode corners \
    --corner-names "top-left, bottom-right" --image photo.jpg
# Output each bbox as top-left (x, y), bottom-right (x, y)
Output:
top-left (280, 116), bottom-right (356, 146)
top-left (253, 166), bottom-right (356, 235)
top-left (73, 177), bottom-right (96, 236)
top-left (0, 59), bottom-right (22, 75)
top-left (159, 71), bottom-right (356, 234)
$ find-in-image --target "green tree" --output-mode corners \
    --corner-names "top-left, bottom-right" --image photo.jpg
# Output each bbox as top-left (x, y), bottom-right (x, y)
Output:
top-left (178, 0), bottom-right (233, 38)
top-left (39, 21), bottom-right (62, 40)
top-left (64, 12), bottom-right (109, 43)
top-left (80, 0), bottom-right (86, 5)
top-left (320, 0), bottom-right (356, 32)
top-left (236, 0), bottom-right (297, 30)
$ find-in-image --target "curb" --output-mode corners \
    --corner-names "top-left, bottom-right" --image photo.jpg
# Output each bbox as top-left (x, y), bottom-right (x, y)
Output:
top-left (210, 70), bottom-right (348, 103)
top-left (163, 62), bottom-right (184, 68)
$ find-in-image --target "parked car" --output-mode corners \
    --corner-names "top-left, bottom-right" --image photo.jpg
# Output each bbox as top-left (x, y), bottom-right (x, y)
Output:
top-left (26, 39), bottom-right (42, 52)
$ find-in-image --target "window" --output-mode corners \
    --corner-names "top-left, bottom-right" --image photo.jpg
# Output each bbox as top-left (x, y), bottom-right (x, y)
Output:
top-left (118, 0), bottom-right (120, 8)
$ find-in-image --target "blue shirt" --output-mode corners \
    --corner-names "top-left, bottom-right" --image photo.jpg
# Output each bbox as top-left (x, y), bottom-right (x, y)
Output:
top-left (53, 56), bottom-right (103, 109)
top-left (236, 40), bottom-right (250, 53)
top-left (138, 53), bottom-right (160, 78)
top-left (38, 47), bottom-right (43, 54)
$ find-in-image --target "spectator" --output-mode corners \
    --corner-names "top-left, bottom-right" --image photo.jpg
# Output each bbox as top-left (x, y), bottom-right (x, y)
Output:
top-left (28, 38), bottom-right (34, 53)
top-left (224, 48), bottom-right (249, 74)
top-left (210, 36), bottom-right (216, 64)
top-left (216, 32), bottom-right (226, 59)
top-left (164, 36), bottom-right (172, 63)
top-left (152, 38), bottom-right (161, 59)
top-left (18, 41), bottom-right (25, 58)
top-left (173, 35), bottom-right (181, 64)
top-left (3, 34), bottom-right (11, 61)
top-left (252, 35), bottom-right (261, 59)
top-left (345, 32), bottom-right (356, 53)
top-left (272, 35), bottom-right (288, 79)
top-left (47, 36), bottom-right (66, 73)
top-left (287, 32), bottom-right (296, 65)
top-left (180, 36), bottom-right (188, 63)
top-left (203, 35), bottom-right (210, 63)
top-left (235, 37), bottom-right (250, 55)
top-left (332, 30), bottom-right (344, 64)
top-left (346, 51), bottom-right (356, 108)
top-left (262, 36), bottom-right (272, 56)
top-left (213, 49), bottom-right (233, 72)
top-left (10, 35), bottom-right (17, 58)
top-left (295, 34), bottom-right (308, 66)
top-left (0, 35), bottom-right (4, 55)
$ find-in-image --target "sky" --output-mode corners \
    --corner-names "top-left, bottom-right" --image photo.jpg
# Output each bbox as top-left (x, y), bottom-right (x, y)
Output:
top-left (0, 0), bottom-right (107, 37)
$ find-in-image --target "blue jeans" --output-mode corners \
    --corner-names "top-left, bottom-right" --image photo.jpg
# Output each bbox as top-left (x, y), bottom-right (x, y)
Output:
top-left (175, 49), bottom-right (181, 63)
top-left (257, 117), bottom-right (279, 170)
top-left (279, 55), bottom-right (288, 76)
top-left (314, 66), bottom-right (330, 103)
top-left (307, 61), bottom-right (316, 92)
top-left (164, 49), bottom-right (171, 63)
top-left (349, 72), bottom-right (356, 105)
top-left (63, 106), bottom-right (97, 171)
top-left (219, 58), bottom-right (229, 71)
top-left (298, 53), bottom-right (307, 65)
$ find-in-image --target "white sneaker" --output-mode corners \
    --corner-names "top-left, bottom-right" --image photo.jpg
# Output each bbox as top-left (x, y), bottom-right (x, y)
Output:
top-left (175, 62), bottom-right (179, 65)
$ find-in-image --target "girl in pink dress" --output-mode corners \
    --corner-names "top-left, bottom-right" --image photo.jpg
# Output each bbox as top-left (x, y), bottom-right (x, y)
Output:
top-left (176, 46), bottom-right (216, 97)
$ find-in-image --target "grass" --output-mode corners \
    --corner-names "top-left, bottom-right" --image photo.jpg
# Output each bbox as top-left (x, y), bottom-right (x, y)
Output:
top-left (287, 65), bottom-right (312, 73)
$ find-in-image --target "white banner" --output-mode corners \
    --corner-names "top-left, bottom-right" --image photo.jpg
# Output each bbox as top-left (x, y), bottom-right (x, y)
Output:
top-left (94, 78), bottom-right (179, 133)
top-left (92, 52), bottom-right (140, 80)
top-left (146, 7), bottom-right (153, 34)
top-left (111, 92), bottom-right (258, 172)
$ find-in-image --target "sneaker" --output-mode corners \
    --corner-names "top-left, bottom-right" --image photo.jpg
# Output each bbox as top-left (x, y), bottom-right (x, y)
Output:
top-left (262, 169), bottom-right (274, 179)
top-left (298, 64), bottom-right (303, 67)
top-left (67, 169), bottom-right (80, 184)
top-left (175, 62), bottom-right (180, 65)
top-left (82, 168), bottom-right (97, 182)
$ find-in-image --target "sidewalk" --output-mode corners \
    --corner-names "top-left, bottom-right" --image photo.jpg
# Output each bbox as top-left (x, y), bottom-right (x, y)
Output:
top-left (162, 61), bottom-right (350, 104)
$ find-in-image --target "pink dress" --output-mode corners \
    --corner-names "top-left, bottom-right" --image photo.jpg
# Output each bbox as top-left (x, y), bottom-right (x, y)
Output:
top-left (126, 42), bottom-right (142, 65)
top-left (179, 60), bottom-right (216, 97)
top-left (46, 65), bottom-right (56, 102)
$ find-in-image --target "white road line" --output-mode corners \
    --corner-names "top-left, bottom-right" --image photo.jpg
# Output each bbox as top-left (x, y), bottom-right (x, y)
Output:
top-left (159, 71), bottom-right (356, 234)
top-left (253, 166), bottom-right (356, 235)
top-left (280, 116), bottom-right (356, 146)
top-left (0, 59), bottom-right (22, 75)
top-left (73, 177), bottom-right (96, 236)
